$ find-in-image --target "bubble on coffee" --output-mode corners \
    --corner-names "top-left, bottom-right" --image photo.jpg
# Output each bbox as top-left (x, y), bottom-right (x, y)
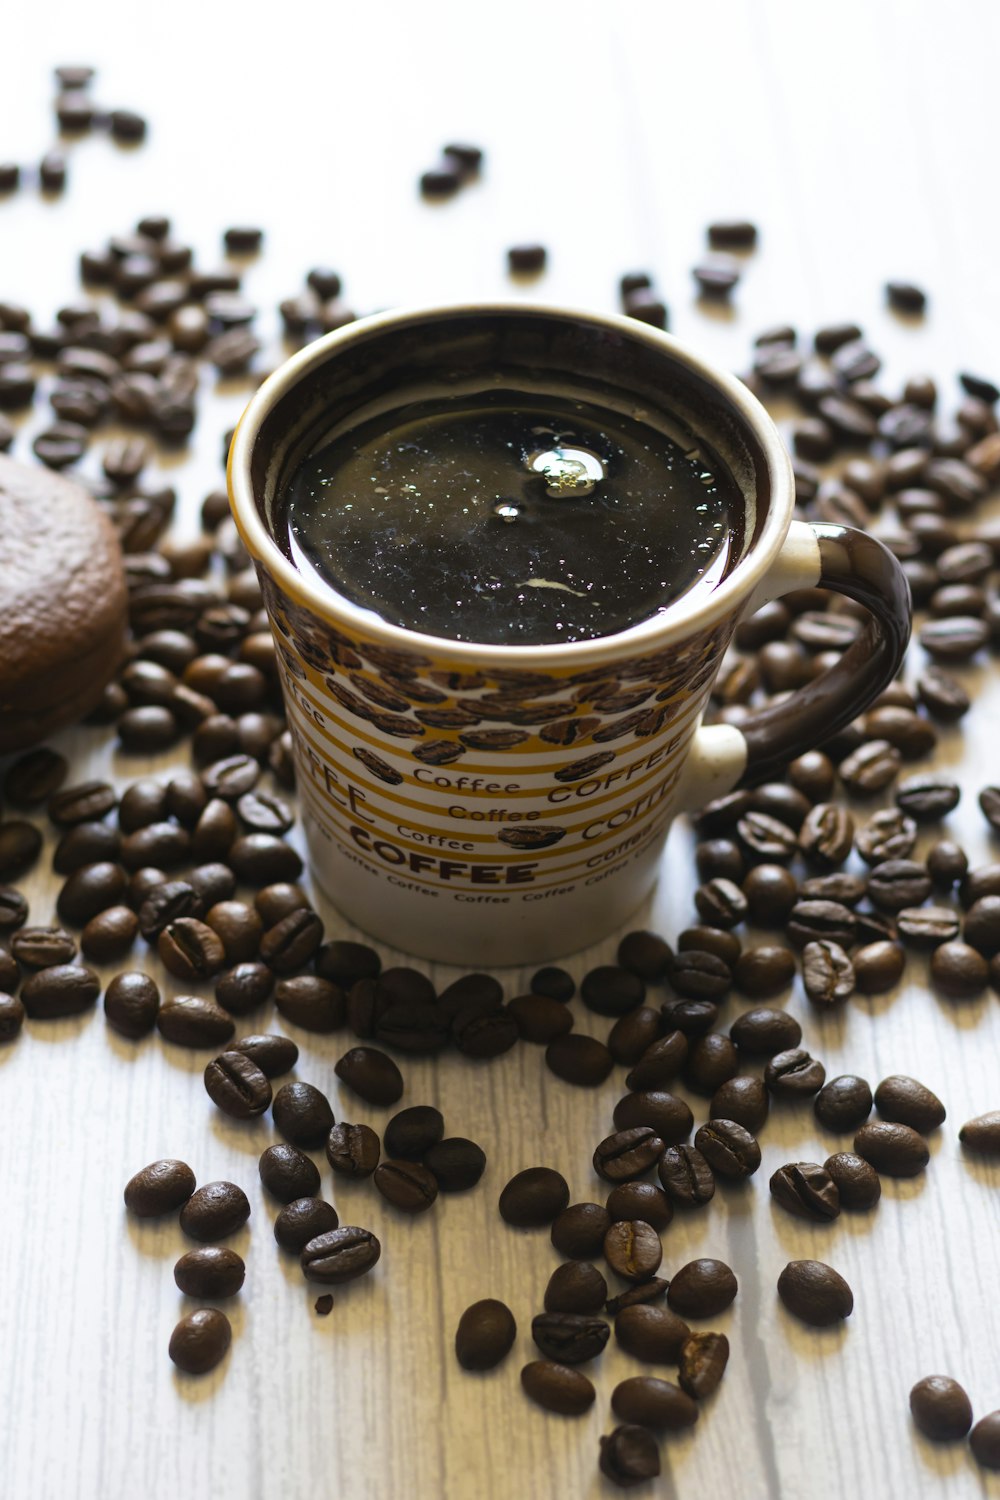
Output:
top-left (281, 393), bottom-right (742, 645)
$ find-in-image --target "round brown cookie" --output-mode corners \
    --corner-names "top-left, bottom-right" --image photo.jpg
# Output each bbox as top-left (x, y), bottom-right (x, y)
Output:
top-left (0, 456), bottom-right (128, 752)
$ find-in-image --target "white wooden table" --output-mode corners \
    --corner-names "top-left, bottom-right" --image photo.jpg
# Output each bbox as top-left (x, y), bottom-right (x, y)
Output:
top-left (3, 4), bottom-right (1000, 1497)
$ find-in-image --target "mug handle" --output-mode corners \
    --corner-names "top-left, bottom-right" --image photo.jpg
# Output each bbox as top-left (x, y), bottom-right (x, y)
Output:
top-left (680, 519), bottom-right (912, 801)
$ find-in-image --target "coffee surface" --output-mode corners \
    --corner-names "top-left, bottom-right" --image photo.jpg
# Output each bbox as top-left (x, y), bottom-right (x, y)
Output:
top-left (281, 393), bottom-right (740, 644)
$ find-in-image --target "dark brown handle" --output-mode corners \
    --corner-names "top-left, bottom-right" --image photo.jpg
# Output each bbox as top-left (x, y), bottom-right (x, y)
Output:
top-left (736, 522), bottom-right (912, 786)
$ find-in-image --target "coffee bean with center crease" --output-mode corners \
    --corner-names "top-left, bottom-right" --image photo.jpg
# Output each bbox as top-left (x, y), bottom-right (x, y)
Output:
top-left (856, 809), bottom-right (918, 866)
top-left (709, 1076), bottom-right (769, 1134)
top-left (275, 1197), bottom-right (340, 1253)
top-left (909, 1376), bottom-right (974, 1442)
top-left (895, 773), bottom-right (962, 820)
top-left (259, 1143), bottom-right (321, 1202)
top-left (874, 1075), bottom-right (945, 1132)
top-left (4, 748), bottom-right (68, 808)
top-left (839, 739), bottom-right (903, 795)
top-left (204, 1050), bottom-right (272, 1118)
top-left (551, 1203), bottom-right (612, 1260)
top-left (326, 1121), bottom-right (380, 1178)
top-left (854, 1120), bottom-right (929, 1176)
top-left (625, 1031), bottom-right (688, 1090)
top-left (814, 1075), bottom-right (873, 1132)
top-left (272, 1080), bottom-right (335, 1146)
top-left (124, 1158), bottom-right (196, 1216)
top-left (730, 1005), bottom-right (802, 1056)
top-left (158, 996), bottom-right (235, 1048)
top-left (678, 1331), bottom-right (729, 1399)
top-left (260, 907), bottom-right (324, 973)
top-left (896, 906), bottom-right (960, 947)
top-left (21, 963), bottom-right (100, 1019)
top-left (866, 860), bottom-right (933, 914)
top-left (374, 1159), bottom-right (439, 1213)
top-left (499, 1166), bottom-right (569, 1226)
top-left (824, 1152), bottom-right (881, 1209)
top-left (765, 1048), bottom-right (826, 1098)
top-left (56, 862), bottom-right (129, 925)
top-left (169, 1308), bottom-right (231, 1375)
top-left (11, 926), bottom-right (77, 968)
top-left (532, 1312), bottom-right (610, 1364)
top-left (918, 616), bottom-right (988, 661)
top-left (661, 999), bottom-right (720, 1037)
top-left (174, 1246), bottom-right (245, 1300)
top-left (679, 925), bottom-right (742, 964)
top-left (103, 971), bottom-right (160, 1038)
top-left (777, 1260), bottom-right (853, 1326)
top-left (137, 880), bottom-right (199, 941)
top-left (455, 1299), bottom-right (517, 1370)
top-left (803, 940), bottom-right (855, 1005)
top-left (668, 949), bottom-right (732, 999)
top-left (521, 1361), bottom-right (596, 1416)
top-left (232, 1032), bottom-right (298, 1077)
top-left (580, 965), bottom-right (645, 1016)
top-left (545, 1033), bottom-right (613, 1087)
top-left (612, 1376), bottom-right (698, 1432)
top-left (930, 940), bottom-right (989, 997)
top-left (606, 1279), bottom-right (670, 1316)
top-left (599, 1424), bottom-right (661, 1486)
top-left (424, 1136), bottom-right (487, 1191)
top-left (694, 876), bottom-right (749, 928)
top-left (179, 1181), bottom-right (251, 1241)
top-left (48, 780), bottom-right (117, 826)
top-left (694, 1119), bottom-right (761, 1178)
top-left (593, 1127), bottom-right (666, 1184)
top-left (958, 1112), bottom-right (1000, 1156)
top-left (787, 900), bottom-right (856, 949)
top-left (604, 1220), bottom-right (662, 1283)
top-left (658, 1145), bottom-right (715, 1206)
top-left (917, 667), bottom-right (970, 722)
top-left (615, 1303), bottom-right (691, 1362)
top-left (158, 917), bottom-right (227, 980)
top-left (300, 1225), bottom-right (381, 1283)
top-left (770, 1162), bottom-right (840, 1221)
top-left (798, 804), bottom-right (855, 868)
top-left (335, 1046), bottom-right (403, 1105)
top-left (545, 1262), bottom-right (608, 1315)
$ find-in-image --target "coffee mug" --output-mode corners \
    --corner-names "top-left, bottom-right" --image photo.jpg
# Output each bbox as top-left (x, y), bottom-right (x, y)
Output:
top-left (228, 304), bottom-right (910, 965)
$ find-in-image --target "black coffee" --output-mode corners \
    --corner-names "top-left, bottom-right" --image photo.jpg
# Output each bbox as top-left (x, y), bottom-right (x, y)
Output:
top-left (281, 391), bottom-right (741, 644)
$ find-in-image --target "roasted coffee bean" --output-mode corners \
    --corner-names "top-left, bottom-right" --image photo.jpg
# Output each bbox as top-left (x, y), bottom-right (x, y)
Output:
top-left (530, 965), bottom-right (575, 1001)
top-left (667, 1259), bottom-right (737, 1320)
top-left (374, 1159), bottom-right (439, 1214)
top-left (605, 1182), bottom-right (672, 1233)
top-left (801, 872), bottom-right (866, 906)
top-left (579, 965), bottom-right (645, 1016)
top-left (436, 972), bottom-right (500, 1018)
top-left (624, 1031), bottom-right (688, 1091)
top-left (21, 963), bottom-right (100, 1019)
top-left (532, 1312), bottom-right (610, 1365)
top-left (259, 1144), bottom-right (321, 1203)
top-left (157, 995), bottom-right (234, 1049)
top-left (786, 899), bottom-right (855, 949)
top-left (799, 804), bottom-right (854, 869)
top-left (909, 1375), bottom-right (974, 1442)
top-left (777, 1260), bottom-right (853, 1326)
top-left (856, 809), bottom-right (919, 869)
top-left (603, 1220), bottom-right (662, 1283)
top-left (838, 739), bottom-right (903, 795)
top-left (896, 906), bottom-right (960, 946)
top-left (0, 886), bottom-right (29, 933)
top-left (315, 939), bottom-right (380, 988)
top-left (661, 999), bottom-right (720, 1037)
top-left (960, 863), bottom-right (1000, 906)
top-left (614, 1302), bottom-right (690, 1362)
top-left (499, 1166), bottom-right (569, 1227)
top-left (678, 1331), bottom-right (729, 1399)
top-left (684, 1034), bottom-right (739, 1096)
top-left (11, 926), bottom-right (77, 968)
top-left (423, 1137), bottom-right (486, 1191)
top-left (737, 810), bottom-right (799, 864)
top-left (120, 822), bottom-right (191, 872)
top-left (455, 1300), bottom-right (517, 1371)
top-left (970, 1413), bottom-right (1000, 1472)
top-left (545, 1261), bottom-right (608, 1314)
top-left (228, 834), bottom-right (303, 885)
top-left (824, 1151), bottom-right (881, 1209)
top-left (103, 971), bottom-right (159, 1038)
top-left (613, 1089), bottom-right (693, 1143)
top-left (677, 926), bottom-right (741, 964)
top-left (814, 1075), bottom-right (873, 1133)
top-left (963, 894), bottom-right (1000, 955)
top-left (741, 865), bottom-right (799, 929)
top-left (4, 748), bottom-right (68, 808)
top-left (874, 1075), bottom-right (945, 1132)
top-left (770, 1162), bottom-right (840, 1221)
top-left (765, 1048), bottom-right (826, 1098)
top-left (693, 877), bottom-right (748, 928)
top-left (179, 1180), bottom-right (250, 1241)
top-left (136, 880), bottom-right (198, 942)
top-left (854, 1120), bottom-right (929, 1176)
top-left (695, 837), bottom-right (746, 882)
top-left (927, 839), bottom-right (971, 887)
top-left (274, 975), bottom-right (345, 1033)
top-left (451, 1002), bottom-right (517, 1058)
top-left (521, 1361), bottom-right (596, 1416)
top-left (546, 1033), bottom-right (613, 1087)
top-left (605, 1279), bottom-right (670, 1315)
top-left (0, 991), bottom-right (25, 1041)
top-left (335, 1046), bottom-right (403, 1105)
top-left (204, 1050), bottom-right (272, 1118)
top-left (551, 1203), bottom-right (612, 1260)
top-left (232, 1032), bottom-right (297, 1077)
top-left (275, 1197), bottom-right (339, 1253)
top-left (853, 941), bottom-right (906, 994)
top-left (383, 1105), bottom-right (444, 1159)
top-left (168, 1308), bottom-right (231, 1375)
top-left (80, 905), bottom-right (139, 963)
top-left (729, 1005), bottom-right (801, 1056)
top-left (300, 1225), bottom-right (380, 1283)
top-left (668, 949), bottom-right (731, 1000)
top-left (379, 967), bottom-right (436, 1005)
top-left (865, 860), bottom-right (932, 913)
top-left (174, 1246), bottom-right (245, 1300)
top-left (693, 1119), bottom-right (761, 1179)
top-left (709, 1076), bottom-right (769, 1134)
top-left (216, 962), bottom-right (274, 1015)
top-left (599, 1424), bottom-right (661, 1486)
top-left (592, 1126), bottom-right (667, 1184)
top-left (201, 900), bottom-right (262, 963)
top-left (930, 940), bottom-right (989, 997)
top-left (272, 1080), bottom-right (335, 1146)
top-left (56, 862), bottom-right (129, 926)
top-left (917, 667), bottom-right (971, 722)
top-left (612, 1376), bottom-right (698, 1432)
top-left (894, 773), bottom-right (962, 820)
top-left (802, 940), bottom-right (854, 1005)
top-left (509, 994), bottom-right (575, 1044)
top-left (191, 799), bottom-right (238, 862)
top-left (124, 1158), bottom-right (196, 1216)
top-left (325, 1121), bottom-right (380, 1179)
top-left (730, 945), bottom-right (796, 1000)
top-left (918, 614), bottom-right (988, 660)
top-left (958, 1112), bottom-right (1000, 1156)
top-left (617, 930), bottom-right (672, 981)
top-left (657, 1145), bottom-right (715, 1207)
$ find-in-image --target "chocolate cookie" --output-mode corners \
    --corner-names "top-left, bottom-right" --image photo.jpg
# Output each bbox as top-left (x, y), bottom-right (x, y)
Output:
top-left (0, 456), bottom-right (127, 751)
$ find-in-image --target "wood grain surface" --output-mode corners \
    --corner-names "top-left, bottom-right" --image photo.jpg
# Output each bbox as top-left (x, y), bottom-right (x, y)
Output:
top-left (3, 3), bottom-right (1000, 1498)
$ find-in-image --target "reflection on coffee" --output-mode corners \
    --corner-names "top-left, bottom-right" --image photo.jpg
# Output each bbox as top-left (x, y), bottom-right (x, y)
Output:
top-left (281, 392), bottom-right (742, 645)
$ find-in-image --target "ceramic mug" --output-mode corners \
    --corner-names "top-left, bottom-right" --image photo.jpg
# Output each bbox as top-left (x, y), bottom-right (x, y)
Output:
top-left (228, 304), bottom-right (910, 965)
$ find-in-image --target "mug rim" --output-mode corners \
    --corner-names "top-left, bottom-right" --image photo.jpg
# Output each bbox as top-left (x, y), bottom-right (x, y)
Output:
top-left (228, 302), bottom-right (794, 668)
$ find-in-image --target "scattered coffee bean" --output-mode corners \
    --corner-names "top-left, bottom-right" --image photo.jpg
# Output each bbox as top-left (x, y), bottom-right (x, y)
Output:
top-left (909, 1375), bottom-right (974, 1441)
top-left (612, 1376), bottom-right (698, 1431)
top-left (970, 1412), bottom-right (1000, 1471)
top-left (765, 1048), bottom-right (826, 1098)
top-left (423, 1137), bottom-right (486, 1191)
top-left (544, 1261), bottom-right (608, 1315)
top-left (625, 1031), bottom-right (688, 1090)
top-left (231, 1033), bottom-right (298, 1077)
top-left (824, 1152), bottom-right (881, 1209)
top-left (551, 1203), bottom-right (611, 1260)
top-left (930, 940), bottom-right (989, 997)
top-left (157, 995), bottom-right (234, 1048)
top-left (272, 1080), bottom-right (335, 1147)
top-left (179, 1180), bottom-right (250, 1241)
top-left (521, 1361), bottom-right (595, 1416)
top-left (777, 1260), bottom-right (853, 1325)
top-left (204, 1049), bottom-right (271, 1118)
top-left (300, 1225), bottom-right (380, 1283)
top-left (374, 1159), bottom-right (439, 1214)
top-left (499, 1166), bottom-right (570, 1227)
top-left (677, 1331), bottom-right (730, 1398)
top-left (958, 1111), bottom-right (1000, 1156)
top-left (657, 1145), bottom-right (715, 1207)
top-left (545, 1033), bottom-right (613, 1087)
top-left (168, 1308), bottom-right (231, 1375)
top-left (599, 1424), bottom-right (660, 1486)
top-left (259, 1144), bottom-right (321, 1203)
top-left (275, 1197), bottom-right (339, 1254)
top-left (802, 940), bottom-right (854, 1005)
top-left (124, 1158), bottom-right (196, 1217)
top-left (335, 1046), bottom-right (403, 1105)
top-left (730, 1006), bottom-right (801, 1056)
top-left (667, 1258), bottom-right (737, 1318)
top-left (814, 1075), bottom-right (873, 1132)
top-left (21, 962), bottom-right (100, 1019)
top-left (874, 1074), bottom-right (945, 1132)
top-left (709, 1076), bottom-right (769, 1134)
top-left (854, 1121), bottom-right (929, 1176)
top-left (770, 1162), bottom-right (840, 1221)
top-left (853, 941), bottom-right (905, 994)
top-left (532, 1312), bottom-right (610, 1364)
top-left (614, 1304), bottom-right (690, 1363)
top-left (174, 1246), bottom-right (245, 1299)
top-left (693, 1119), bottom-right (761, 1178)
top-left (604, 1220), bottom-right (662, 1283)
top-left (455, 1299), bottom-right (517, 1370)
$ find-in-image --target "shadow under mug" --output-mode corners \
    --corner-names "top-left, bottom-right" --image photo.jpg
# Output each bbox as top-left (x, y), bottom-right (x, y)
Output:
top-left (228, 304), bottom-right (910, 965)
